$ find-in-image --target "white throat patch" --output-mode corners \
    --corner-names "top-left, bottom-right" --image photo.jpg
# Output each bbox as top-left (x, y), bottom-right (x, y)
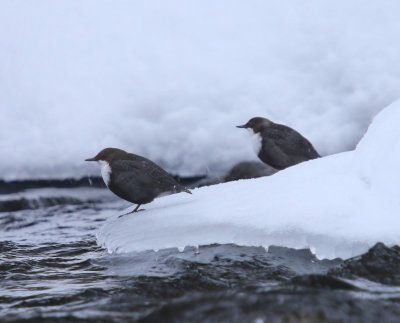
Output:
top-left (247, 128), bottom-right (262, 155)
top-left (99, 161), bottom-right (111, 186)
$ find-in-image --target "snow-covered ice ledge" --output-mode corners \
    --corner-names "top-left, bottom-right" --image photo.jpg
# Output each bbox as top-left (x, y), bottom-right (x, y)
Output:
top-left (97, 100), bottom-right (400, 259)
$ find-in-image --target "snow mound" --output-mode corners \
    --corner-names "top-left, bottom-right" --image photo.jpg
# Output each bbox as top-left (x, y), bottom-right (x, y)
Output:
top-left (2, 1), bottom-right (400, 179)
top-left (97, 100), bottom-right (400, 259)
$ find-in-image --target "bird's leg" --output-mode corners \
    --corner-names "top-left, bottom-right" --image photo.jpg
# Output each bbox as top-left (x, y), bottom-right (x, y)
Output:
top-left (133, 204), bottom-right (142, 212)
top-left (118, 204), bottom-right (145, 218)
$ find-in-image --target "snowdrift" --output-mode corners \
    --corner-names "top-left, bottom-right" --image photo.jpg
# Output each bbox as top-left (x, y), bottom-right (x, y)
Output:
top-left (2, 1), bottom-right (400, 179)
top-left (97, 100), bottom-right (400, 259)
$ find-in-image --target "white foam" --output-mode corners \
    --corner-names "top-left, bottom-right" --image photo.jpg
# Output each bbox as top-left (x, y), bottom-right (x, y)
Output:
top-left (97, 101), bottom-right (400, 259)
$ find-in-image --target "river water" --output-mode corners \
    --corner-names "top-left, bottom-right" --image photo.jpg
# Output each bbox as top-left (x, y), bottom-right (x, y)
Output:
top-left (1, 186), bottom-right (400, 322)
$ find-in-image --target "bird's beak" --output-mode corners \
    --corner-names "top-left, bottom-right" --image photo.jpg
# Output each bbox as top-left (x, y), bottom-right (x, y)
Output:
top-left (236, 124), bottom-right (247, 129)
top-left (85, 157), bottom-right (97, 162)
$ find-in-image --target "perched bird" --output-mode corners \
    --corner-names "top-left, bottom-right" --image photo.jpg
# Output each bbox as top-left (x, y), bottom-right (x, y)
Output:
top-left (85, 148), bottom-right (191, 215)
top-left (237, 117), bottom-right (320, 170)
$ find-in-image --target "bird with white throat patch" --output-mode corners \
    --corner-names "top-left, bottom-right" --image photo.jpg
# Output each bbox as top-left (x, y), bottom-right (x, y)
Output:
top-left (85, 148), bottom-right (192, 216)
top-left (237, 117), bottom-right (320, 170)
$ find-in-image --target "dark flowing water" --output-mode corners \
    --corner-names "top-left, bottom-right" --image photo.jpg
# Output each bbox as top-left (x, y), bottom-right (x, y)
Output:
top-left (1, 186), bottom-right (400, 322)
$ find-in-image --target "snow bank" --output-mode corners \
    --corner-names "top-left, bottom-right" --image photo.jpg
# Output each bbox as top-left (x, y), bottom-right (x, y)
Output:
top-left (2, 1), bottom-right (400, 179)
top-left (97, 100), bottom-right (400, 259)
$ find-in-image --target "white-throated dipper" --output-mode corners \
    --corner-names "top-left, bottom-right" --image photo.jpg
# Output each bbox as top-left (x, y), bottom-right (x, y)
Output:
top-left (85, 148), bottom-right (191, 215)
top-left (237, 117), bottom-right (320, 170)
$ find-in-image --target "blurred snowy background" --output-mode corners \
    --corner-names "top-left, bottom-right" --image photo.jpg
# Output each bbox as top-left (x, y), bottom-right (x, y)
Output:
top-left (1, 0), bottom-right (400, 180)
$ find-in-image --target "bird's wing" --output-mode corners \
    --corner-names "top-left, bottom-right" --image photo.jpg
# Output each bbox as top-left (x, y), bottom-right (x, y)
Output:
top-left (260, 125), bottom-right (319, 168)
top-left (266, 125), bottom-right (318, 155)
top-left (125, 154), bottom-right (181, 187)
top-left (108, 160), bottom-right (153, 203)
top-left (110, 158), bottom-right (183, 202)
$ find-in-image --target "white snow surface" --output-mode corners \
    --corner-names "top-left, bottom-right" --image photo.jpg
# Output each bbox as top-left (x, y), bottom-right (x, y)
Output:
top-left (97, 101), bottom-right (400, 260)
top-left (2, 1), bottom-right (400, 179)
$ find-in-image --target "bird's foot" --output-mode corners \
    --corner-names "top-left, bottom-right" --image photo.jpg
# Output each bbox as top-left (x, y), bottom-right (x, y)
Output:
top-left (118, 208), bottom-right (145, 218)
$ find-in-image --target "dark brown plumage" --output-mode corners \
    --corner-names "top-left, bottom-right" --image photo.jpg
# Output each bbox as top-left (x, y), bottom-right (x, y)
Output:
top-left (237, 117), bottom-right (320, 170)
top-left (85, 148), bottom-right (191, 214)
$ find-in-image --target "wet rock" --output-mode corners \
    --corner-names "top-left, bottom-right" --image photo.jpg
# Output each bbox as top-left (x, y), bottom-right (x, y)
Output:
top-left (195, 176), bottom-right (225, 187)
top-left (329, 242), bottom-right (400, 285)
top-left (198, 161), bottom-right (277, 187)
top-left (224, 161), bottom-right (277, 182)
top-left (172, 175), bottom-right (207, 187)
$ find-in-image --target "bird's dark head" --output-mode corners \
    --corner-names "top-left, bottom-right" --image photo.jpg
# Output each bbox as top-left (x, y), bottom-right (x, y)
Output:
top-left (237, 117), bottom-right (272, 134)
top-left (85, 147), bottom-right (127, 163)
